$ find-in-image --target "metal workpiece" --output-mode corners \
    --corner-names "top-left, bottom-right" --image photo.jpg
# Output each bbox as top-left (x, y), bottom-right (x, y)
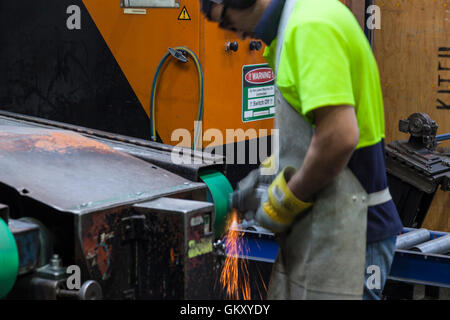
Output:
top-left (411, 234), bottom-right (450, 255)
top-left (97, 139), bottom-right (224, 182)
top-left (0, 111), bottom-right (226, 182)
top-left (0, 124), bottom-right (206, 214)
top-left (389, 229), bottom-right (450, 288)
top-left (396, 228), bottom-right (431, 250)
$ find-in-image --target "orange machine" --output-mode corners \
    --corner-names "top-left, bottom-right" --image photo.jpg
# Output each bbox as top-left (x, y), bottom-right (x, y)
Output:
top-left (83, 0), bottom-right (273, 150)
top-left (82, 1), bottom-right (358, 151)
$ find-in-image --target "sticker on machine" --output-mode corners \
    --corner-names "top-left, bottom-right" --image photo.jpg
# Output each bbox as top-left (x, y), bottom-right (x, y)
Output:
top-left (188, 237), bottom-right (213, 259)
top-left (178, 6), bottom-right (191, 20)
top-left (242, 64), bottom-right (275, 122)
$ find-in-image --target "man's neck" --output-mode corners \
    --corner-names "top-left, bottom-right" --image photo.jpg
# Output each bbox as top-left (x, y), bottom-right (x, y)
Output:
top-left (255, 0), bottom-right (273, 15)
top-left (253, 0), bottom-right (286, 45)
top-left (248, 0), bottom-right (273, 30)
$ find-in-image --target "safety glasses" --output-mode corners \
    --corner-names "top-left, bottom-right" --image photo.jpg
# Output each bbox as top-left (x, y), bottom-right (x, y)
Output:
top-left (202, 0), bottom-right (233, 30)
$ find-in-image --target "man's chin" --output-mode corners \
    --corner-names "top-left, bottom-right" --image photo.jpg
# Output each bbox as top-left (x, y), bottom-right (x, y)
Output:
top-left (242, 32), bottom-right (256, 40)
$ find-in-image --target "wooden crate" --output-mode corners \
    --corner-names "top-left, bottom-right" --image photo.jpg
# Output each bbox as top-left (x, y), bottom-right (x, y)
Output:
top-left (373, 0), bottom-right (450, 232)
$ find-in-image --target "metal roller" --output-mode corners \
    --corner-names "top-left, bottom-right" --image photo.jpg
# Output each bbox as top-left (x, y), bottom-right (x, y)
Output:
top-left (199, 169), bottom-right (234, 238)
top-left (396, 228), bottom-right (430, 250)
top-left (411, 234), bottom-right (450, 254)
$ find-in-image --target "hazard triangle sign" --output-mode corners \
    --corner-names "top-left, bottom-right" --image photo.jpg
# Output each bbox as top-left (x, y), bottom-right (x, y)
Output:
top-left (178, 6), bottom-right (191, 20)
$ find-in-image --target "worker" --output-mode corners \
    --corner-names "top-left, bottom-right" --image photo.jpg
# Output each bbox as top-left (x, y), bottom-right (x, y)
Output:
top-left (200, 0), bottom-right (403, 299)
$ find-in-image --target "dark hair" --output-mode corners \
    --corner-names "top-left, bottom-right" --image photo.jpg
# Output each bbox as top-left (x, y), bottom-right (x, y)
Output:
top-left (201, 0), bottom-right (257, 19)
top-left (224, 0), bottom-right (257, 9)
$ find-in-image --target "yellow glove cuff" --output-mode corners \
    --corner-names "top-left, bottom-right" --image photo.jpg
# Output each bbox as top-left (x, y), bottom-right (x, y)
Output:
top-left (265, 167), bottom-right (313, 225)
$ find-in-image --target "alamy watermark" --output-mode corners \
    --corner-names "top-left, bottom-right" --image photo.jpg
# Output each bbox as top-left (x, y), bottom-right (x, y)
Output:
top-left (66, 265), bottom-right (81, 290)
top-left (170, 122), bottom-right (280, 174)
top-left (366, 5), bottom-right (381, 30)
top-left (66, 5), bottom-right (81, 30)
top-left (366, 264), bottom-right (381, 290)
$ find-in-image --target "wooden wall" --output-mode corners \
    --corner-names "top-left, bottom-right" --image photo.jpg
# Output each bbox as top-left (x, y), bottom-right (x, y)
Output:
top-left (343, 0), bottom-right (367, 29)
top-left (372, 0), bottom-right (450, 232)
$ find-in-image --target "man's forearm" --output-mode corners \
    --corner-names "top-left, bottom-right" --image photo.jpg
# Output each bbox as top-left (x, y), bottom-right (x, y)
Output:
top-left (287, 133), bottom-right (355, 202)
top-left (286, 105), bottom-right (359, 203)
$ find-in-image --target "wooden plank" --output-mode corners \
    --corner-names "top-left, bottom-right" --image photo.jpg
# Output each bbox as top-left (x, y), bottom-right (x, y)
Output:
top-left (373, 0), bottom-right (450, 232)
top-left (344, 0), bottom-right (367, 29)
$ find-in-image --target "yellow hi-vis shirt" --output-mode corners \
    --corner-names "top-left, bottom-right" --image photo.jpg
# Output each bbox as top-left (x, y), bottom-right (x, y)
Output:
top-left (264, 0), bottom-right (385, 150)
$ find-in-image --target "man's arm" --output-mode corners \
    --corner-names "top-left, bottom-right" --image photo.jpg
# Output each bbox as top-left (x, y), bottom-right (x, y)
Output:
top-left (287, 105), bottom-right (359, 202)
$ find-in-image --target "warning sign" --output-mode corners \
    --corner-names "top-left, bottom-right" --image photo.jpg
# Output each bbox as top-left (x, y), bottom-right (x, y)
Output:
top-left (178, 6), bottom-right (191, 20)
top-left (242, 64), bottom-right (275, 122)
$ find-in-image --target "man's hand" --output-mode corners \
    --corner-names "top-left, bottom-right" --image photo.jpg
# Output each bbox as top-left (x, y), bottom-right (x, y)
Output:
top-left (228, 156), bottom-right (277, 220)
top-left (228, 169), bottom-right (261, 216)
top-left (255, 166), bottom-right (313, 233)
top-left (287, 105), bottom-right (359, 202)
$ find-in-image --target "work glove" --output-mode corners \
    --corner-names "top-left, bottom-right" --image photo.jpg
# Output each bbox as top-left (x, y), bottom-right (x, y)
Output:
top-left (255, 166), bottom-right (314, 233)
top-left (228, 156), bottom-right (276, 221)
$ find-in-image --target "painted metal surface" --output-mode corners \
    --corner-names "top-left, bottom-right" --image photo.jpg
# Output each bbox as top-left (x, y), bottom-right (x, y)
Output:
top-left (81, 0), bottom-right (272, 147)
top-left (0, 110), bottom-right (226, 182)
top-left (132, 197), bottom-right (215, 299)
top-left (0, 124), bottom-right (205, 214)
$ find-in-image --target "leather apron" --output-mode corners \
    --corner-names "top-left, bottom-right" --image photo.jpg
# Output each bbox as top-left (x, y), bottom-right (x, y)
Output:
top-left (266, 0), bottom-right (368, 299)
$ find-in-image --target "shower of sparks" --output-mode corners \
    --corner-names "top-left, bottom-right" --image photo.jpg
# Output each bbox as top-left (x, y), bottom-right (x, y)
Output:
top-left (220, 210), bottom-right (252, 300)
